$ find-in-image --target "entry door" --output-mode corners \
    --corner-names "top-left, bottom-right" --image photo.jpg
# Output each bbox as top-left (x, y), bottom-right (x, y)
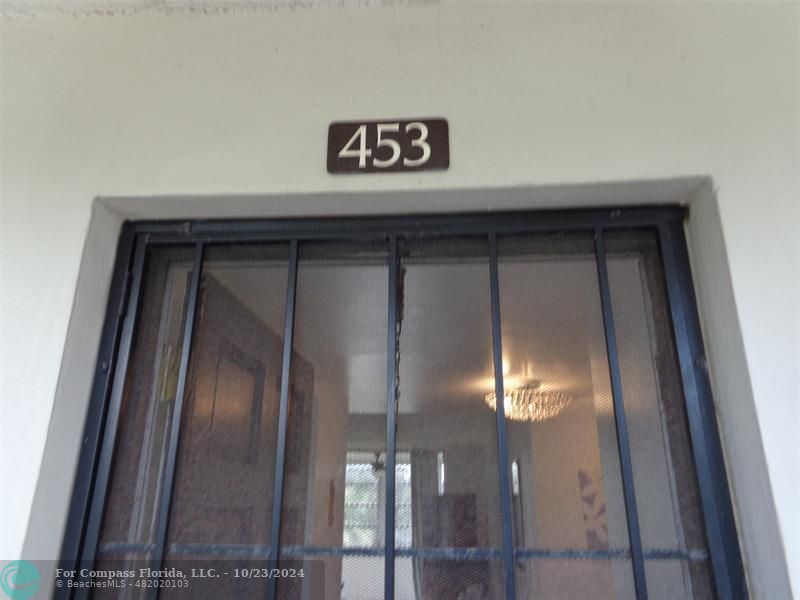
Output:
top-left (64, 210), bottom-right (744, 600)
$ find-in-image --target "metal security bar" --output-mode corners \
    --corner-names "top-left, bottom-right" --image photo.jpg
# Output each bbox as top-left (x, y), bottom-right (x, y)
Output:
top-left (488, 233), bottom-right (519, 600)
top-left (59, 208), bottom-right (745, 600)
top-left (384, 235), bottom-right (399, 600)
top-left (266, 240), bottom-right (299, 600)
top-left (594, 228), bottom-right (648, 600)
top-left (95, 541), bottom-right (709, 562)
top-left (144, 242), bottom-right (205, 600)
top-left (657, 221), bottom-right (747, 599)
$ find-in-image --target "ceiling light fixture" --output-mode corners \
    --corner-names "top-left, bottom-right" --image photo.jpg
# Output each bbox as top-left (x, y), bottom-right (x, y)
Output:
top-left (484, 383), bottom-right (571, 423)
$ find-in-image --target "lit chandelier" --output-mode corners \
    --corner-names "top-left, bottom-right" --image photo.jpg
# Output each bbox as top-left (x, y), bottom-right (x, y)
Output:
top-left (484, 383), bottom-right (571, 423)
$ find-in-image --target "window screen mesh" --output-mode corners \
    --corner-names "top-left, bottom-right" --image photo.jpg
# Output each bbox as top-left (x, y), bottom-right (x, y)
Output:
top-left (606, 230), bottom-right (714, 599)
top-left (515, 559), bottom-right (636, 600)
top-left (498, 233), bottom-right (635, 599)
top-left (97, 246), bottom-right (194, 548)
top-left (165, 244), bottom-right (289, 549)
top-left (85, 223), bottom-right (729, 600)
top-left (159, 556), bottom-right (269, 599)
top-left (91, 554), bottom-right (149, 600)
top-left (278, 240), bottom-right (389, 600)
top-left (394, 237), bottom-right (506, 599)
top-left (395, 557), bottom-right (506, 600)
top-left (276, 554), bottom-right (382, 600)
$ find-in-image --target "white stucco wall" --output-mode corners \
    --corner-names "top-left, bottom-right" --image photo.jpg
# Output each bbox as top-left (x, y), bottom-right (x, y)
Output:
top-left (1, 3), bottom-right (798, 597)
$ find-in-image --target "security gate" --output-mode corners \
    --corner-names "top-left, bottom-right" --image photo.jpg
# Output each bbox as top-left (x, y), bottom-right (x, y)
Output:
top-left (59, 208), bottom-right (745, 600)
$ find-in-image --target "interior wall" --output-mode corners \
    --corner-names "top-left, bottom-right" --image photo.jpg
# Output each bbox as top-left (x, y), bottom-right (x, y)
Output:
top-left (1, 3), bottom-right (797, 598)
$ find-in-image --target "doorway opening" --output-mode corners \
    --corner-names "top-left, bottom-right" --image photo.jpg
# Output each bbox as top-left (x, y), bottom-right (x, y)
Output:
top-left (60, 209), bottom-right (744, 600)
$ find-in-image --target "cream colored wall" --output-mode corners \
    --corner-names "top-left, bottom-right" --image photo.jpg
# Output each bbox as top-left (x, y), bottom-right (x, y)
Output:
top-left (1, 3), bottom-right (797, 598)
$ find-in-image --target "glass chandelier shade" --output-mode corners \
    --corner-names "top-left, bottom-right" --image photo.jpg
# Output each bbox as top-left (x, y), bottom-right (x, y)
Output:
top-left (484, 384), bottom-right (571, 423)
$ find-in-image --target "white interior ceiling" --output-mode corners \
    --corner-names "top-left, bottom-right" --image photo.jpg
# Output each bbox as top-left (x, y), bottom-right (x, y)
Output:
top-left (209, 251), bottom-right (618, 417)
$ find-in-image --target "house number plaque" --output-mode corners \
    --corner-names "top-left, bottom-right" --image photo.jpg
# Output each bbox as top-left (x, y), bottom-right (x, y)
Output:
top-left (327, 118), bottom-right (449, 173)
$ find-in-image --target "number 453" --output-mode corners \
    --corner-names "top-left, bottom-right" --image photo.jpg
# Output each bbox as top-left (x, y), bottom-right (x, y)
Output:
top-left (338, 122), bottom-right (431, 168)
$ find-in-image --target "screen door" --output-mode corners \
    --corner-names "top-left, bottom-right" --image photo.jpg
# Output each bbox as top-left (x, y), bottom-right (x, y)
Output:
top-left (61, 209), bottom-right (745, 600)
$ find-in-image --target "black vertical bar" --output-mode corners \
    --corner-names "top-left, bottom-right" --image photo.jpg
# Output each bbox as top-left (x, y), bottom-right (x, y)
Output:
top-left (594, 227), bottom-right (649, 600)
top-left (59, 226), bottom-right (136, 595)
top-left (488, 233), bottom-right (518, 600)
top-left (74, 234), bottom-right (147, 600)
top-left (147, 241), bottom-right (204, 600)
top-left (657, 220), bottom-right (746, 599)
top-left (384, 235), bottom-right (398, 600)
top-left (266, 240), bottom-right (299, 600)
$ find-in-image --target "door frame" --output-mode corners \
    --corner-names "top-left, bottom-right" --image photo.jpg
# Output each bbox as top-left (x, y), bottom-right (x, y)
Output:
top-left (57, 206), bottom-right (746, 600)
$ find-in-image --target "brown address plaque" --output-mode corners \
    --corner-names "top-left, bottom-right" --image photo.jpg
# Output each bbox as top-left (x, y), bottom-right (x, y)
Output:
top-left (327, 118), bottom-right (449, 174)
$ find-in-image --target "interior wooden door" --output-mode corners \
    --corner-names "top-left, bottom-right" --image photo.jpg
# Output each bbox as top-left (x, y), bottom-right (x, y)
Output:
top-left (167, 274), bottom-right (281, 545)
